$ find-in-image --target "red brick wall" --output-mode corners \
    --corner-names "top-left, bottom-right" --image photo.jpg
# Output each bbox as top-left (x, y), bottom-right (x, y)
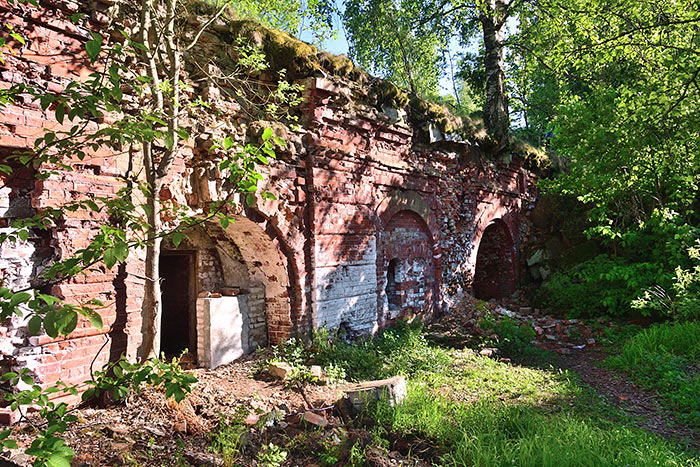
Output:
top-left (302, 78), bottom-right (534, 334)
top-left (0, 1), bottom-right (537, 391)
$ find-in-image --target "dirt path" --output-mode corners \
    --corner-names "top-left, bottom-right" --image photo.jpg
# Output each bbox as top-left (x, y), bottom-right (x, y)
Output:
top-left (560, 348), bottom-right (700, 451)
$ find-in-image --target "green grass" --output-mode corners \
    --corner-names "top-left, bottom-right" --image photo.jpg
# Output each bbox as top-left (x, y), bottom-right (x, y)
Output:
top-left (607, 321), bottom-right (700, 428)
top-left (272, 321), bottom-right (699, 465)
top-left (609, 321), bottom-right (700, 361)
top-left (372, 385), bottom-right (697, 466)
top-left (311, 321), bottom-right (454, 382)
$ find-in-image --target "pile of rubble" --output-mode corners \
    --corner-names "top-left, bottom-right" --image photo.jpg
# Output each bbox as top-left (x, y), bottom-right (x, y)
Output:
top-left (1, 352), bottom-right (425, 467)
top-left (436, 295), bottom-right (606, 355)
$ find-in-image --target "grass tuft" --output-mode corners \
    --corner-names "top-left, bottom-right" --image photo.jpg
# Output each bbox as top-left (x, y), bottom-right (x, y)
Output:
top-left (268, 320), bottom-right (699, 465)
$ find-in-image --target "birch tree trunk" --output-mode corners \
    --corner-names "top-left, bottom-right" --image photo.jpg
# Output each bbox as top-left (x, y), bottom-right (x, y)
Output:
top-left (481, 0), bottom-right (510, 143)
top-left (142, 142), bottom-right (163, 358)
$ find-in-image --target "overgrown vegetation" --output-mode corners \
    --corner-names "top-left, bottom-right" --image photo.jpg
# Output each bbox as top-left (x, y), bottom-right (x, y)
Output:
top-left (544, 217), bottom-right (700, 320)
top-left (269, 322), bottom-right (453, 383)
top-left (519, 1), bottom-right (700, 321)
top-left (210, 408), bottom-right (252, 466)
top-left (477, 312), bottom-right (540, 358)
top-left (269, 321), bottom-right (699, 465)
top-left (607, 322), bottom-right (700, 428)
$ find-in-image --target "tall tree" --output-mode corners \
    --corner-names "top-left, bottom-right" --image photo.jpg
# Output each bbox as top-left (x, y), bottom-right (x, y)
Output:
top-left (343, 0), bottom-right (445, 97)
top-left (516, 0), bottom-right (700, 231)
top-left (227, 0), bottom-right (337, 45)
top-left (342, 0), bottom-right (518, 142)
top-left (479, 0), bottom-right (510, 142)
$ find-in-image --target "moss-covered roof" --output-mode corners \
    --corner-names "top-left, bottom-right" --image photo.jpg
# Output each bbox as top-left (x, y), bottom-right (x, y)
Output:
top-left (509, 138), bottom-right (560, 172)
top-left (221, 17), bottom-right (551, 171)
top-left (227, 20), bottom-right (364, 82)
top-left (224, 20), bottom-right (481, 136)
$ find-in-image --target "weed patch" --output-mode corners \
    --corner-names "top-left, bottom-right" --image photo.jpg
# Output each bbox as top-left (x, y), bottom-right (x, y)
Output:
top-left (271, 321), bottom-right (453, 383)
top-left (209, 408), bottom-right (250, 466)
top-left (266, 319), bottom-right (699, 465)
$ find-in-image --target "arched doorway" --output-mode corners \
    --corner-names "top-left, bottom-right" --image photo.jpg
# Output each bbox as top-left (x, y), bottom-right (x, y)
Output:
top-left (379, 210), bottom-right (437, 321)
top-left (159, 216), bottom-right (292, 367)
top-left (472, 220), bottom-right (516, 300)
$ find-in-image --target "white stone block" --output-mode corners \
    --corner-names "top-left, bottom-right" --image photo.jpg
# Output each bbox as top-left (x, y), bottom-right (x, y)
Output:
top-left (196, 297), bottom-right (249, 368)
top-left (345, 376), bottom-right (407, 410)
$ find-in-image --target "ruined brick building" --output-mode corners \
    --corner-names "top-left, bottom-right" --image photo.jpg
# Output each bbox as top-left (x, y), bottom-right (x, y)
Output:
top-left (0, 0), bottom-right (539, 390)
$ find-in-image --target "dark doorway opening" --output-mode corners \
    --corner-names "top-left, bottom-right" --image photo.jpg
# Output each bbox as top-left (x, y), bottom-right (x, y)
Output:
top-left (473, 221), bottom-right (515, 300)
top-left (386, 258), bottom-right (399, 309)
top-left (160, 252), bottom-right (196, 357)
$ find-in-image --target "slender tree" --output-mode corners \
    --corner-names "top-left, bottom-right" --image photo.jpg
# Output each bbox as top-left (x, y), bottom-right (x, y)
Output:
top-left (342, 0), bottom-right (519, 142)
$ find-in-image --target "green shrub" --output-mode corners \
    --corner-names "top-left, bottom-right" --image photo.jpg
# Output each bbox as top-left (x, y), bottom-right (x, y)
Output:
top-left (545, 213), bottom-right (700, 320)
top-left (545, 254), bottom-right (662, 317)
top-left (478, 313), bottom-right (537, 356)
top-left (257, 443), bottom-right (288, 467)
top-left (311, 321), bottom-right (453, 382)
top-left (633, 239), bottom-right (700, 321)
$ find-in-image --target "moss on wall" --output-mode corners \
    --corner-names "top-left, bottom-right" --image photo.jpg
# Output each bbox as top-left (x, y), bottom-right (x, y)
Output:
top-left (228, 20), bottom-right (319, 79)
top-left (222, 15), bottom-right (553, 166)
top-left (508, 139), bottom-right (563, 174)
top-left (225, 18), bottom-right (478, 138)
top-left (372, 80), bottom-right (410, 108)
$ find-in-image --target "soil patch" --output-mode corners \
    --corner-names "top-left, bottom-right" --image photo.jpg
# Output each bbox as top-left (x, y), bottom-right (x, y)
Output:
top-left (560, 348), bottom-right (700, 451)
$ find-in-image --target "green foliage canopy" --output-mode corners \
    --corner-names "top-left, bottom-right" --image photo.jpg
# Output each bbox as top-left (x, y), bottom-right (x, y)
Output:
top-left (515, 0), bottom-right (700, 317)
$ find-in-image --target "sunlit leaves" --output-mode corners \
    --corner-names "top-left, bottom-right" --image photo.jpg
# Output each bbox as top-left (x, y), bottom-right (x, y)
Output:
top-left (230, 0), bottom-right (337, 45)
top-left (85, 32), bottom-right (103, 62)
top-left (343, 0), bottom-right (448, 98)
top-left (43, 309), bottom-right (78, 338)
top-left (261, 126), bottom-right (273, 141)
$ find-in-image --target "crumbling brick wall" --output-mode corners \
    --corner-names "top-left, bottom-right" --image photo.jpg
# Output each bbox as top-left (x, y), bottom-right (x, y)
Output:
top-left (0, 0), bottom-right (537, 388)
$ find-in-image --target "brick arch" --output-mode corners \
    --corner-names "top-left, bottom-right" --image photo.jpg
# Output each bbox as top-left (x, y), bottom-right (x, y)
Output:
top-left (472, 218), bottom-right (516, 300)
top-left (376, 192), bottom-right (441, 326)
top-left (376, 190), bottom-right (438, 239)
top-left (203, 214), bottom-right (294, 345)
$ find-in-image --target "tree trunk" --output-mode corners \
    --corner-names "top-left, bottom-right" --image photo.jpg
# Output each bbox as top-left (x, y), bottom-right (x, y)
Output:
top-left (141, 142), bottom-right (163, 359)
top-left (142, 201), bottom-right (163, 359)
top-left (138, 0), bottom-right (180, 360)
top-left (481, 0), bottom-right (509, 143)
